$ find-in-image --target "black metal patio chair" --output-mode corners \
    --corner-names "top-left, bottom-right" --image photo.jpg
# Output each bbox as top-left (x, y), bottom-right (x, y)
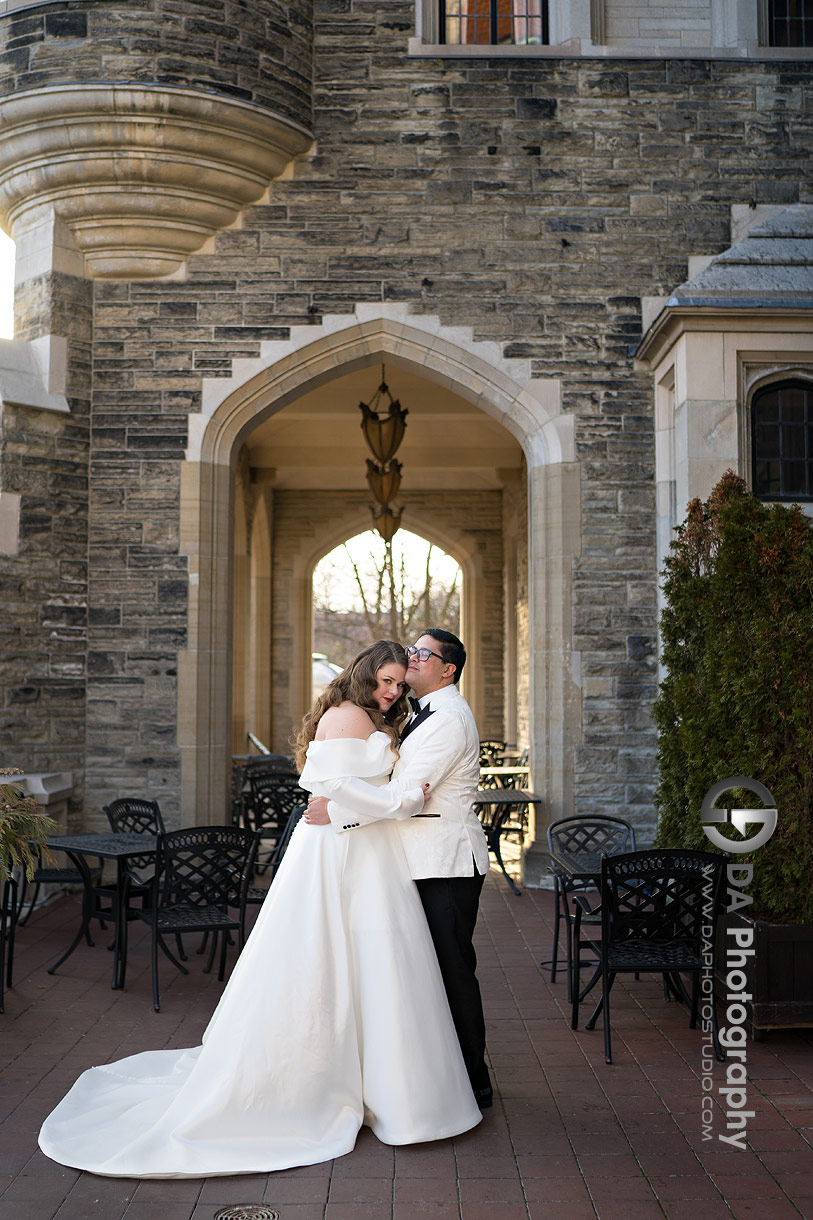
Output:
top-left (231, 755), bottom-right (297, 827)
top-left (104, 796), bottom-right (184, 960)
top-left (137, 825), bottom-right (256, 1011)
top-left (0, 877), bottom-right (18, 1014)
top-left (245, 771), bottom-right (304, 873)
top-left (571, 848), bottom-right (726, 1064)
top-left (546, 815), bottom-right (636, 1000)
top-left (478, 739), bottom-right (508, 767)
top-left (103, 797), bottom-right (165, 903)
top-left (15, 845), bottom-right (103, 928)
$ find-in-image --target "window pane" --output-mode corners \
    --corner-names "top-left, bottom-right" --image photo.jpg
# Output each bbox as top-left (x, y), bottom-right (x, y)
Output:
top-left (443, 0), bottom-right (548, 44)
top-left (780, 386), bottom-right (806, 422)
top-left (782, 424), bottom-right (806, 459)
top-left (754, 393), bottom-right (779, 424)
top-left (756, 461), bottom-right (781, 495)
top-left (756, 424), bottom-right (780, 459)
top-left (769, 0), bottom-right (813, 45)
top-left (783, 461), bottom-right (806, 496)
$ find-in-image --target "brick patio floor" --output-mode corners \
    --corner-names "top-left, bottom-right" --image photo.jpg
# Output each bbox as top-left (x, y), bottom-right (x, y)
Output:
top-left (2, 868), bottom-right (813, 1220)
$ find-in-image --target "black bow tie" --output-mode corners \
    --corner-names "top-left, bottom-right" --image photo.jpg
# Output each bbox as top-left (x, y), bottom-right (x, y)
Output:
top-left (409, 696), bottom-right (420, 714)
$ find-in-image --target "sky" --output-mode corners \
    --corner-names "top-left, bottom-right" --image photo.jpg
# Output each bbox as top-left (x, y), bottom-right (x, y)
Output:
top-left (0, 231), bottom-right (13, 339)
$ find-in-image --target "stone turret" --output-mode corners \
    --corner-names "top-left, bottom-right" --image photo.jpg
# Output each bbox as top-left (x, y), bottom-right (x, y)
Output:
top-left (0, 1), bottom-right (314, 279)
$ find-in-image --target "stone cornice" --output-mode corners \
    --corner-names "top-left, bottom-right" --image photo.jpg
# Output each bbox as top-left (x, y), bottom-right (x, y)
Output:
top-left (0, 84), bottom-right (313, 279)
top-left (636, 303), bottom-right (813, 369)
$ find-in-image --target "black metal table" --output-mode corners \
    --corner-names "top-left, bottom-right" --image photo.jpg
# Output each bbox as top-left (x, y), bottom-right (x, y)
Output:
top-left (548, 848), bottom-right (604, 886)
top-left (472, 788), bottom-right (542, 895)
top-left (45, 832), bottom-right (157, 990)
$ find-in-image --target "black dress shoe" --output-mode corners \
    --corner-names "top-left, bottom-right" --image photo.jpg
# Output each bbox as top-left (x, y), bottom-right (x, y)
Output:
top-left (474, 1087), bottom-right (493, 1109)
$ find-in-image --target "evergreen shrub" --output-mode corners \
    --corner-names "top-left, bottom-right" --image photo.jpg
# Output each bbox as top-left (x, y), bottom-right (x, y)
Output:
top-left (654, 471), bottom-right (813, 925)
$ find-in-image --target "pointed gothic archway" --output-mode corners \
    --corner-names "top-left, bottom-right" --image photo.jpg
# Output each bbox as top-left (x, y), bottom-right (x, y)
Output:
top-left (179, 305), bottom-right (580, 865)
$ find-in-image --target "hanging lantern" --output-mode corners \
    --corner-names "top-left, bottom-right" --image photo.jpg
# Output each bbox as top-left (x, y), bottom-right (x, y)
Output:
top-left (359, 366), bottom-right (406, 543)
top-left (365, 458), bottom-right (401, 506)
top-left (371, 504), bottom-right (401, 544)
top-left (359, 383), bottom-right (408, 464)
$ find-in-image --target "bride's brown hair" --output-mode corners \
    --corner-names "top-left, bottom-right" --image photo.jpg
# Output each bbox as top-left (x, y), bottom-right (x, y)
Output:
top-left (293, 639), bottom-right (410, 771)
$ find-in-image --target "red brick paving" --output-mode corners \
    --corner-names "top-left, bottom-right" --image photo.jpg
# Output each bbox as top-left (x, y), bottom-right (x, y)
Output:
top-left (2, 871), bottom-right (813, 1219)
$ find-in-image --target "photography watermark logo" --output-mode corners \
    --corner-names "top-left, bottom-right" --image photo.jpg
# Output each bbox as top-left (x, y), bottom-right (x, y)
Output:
top-left (700, 777), bottom-right (778, 855)
top-left (698, 776), bottom-right (778, 1150)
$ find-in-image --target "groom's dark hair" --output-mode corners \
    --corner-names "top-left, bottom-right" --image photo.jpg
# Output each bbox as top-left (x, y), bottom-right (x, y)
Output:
top-left (422, 627), bottom-right (466, 684)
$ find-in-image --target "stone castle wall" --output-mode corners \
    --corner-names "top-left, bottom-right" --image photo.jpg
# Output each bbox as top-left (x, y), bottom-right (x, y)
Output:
top-left (0, 0), bottom-right (314, 125)
top-left (0, 271), bottom-right (92, 821)
top-left (0, 0), bottom-right (811, 827)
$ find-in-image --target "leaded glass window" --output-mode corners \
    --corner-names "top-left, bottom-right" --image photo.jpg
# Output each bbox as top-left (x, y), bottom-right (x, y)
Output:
top-left (768, 0), bottom-right (813, 46)
top-left (752, 380), bottom-right (813, 500)
top-left (440, 0), bottom-right (549, 45)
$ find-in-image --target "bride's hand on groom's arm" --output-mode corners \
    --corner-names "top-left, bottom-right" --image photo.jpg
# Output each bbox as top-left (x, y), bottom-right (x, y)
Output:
top-left (304, 796), bottom-right (331, 825)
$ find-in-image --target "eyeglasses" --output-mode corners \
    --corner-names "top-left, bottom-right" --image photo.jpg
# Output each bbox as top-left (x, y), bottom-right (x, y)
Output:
top-left (405, 645), bottom-right (446, 663)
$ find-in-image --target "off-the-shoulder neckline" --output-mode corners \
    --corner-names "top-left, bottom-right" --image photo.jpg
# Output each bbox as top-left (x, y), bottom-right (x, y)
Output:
top-left (310, 729), bottom-right (390, 746)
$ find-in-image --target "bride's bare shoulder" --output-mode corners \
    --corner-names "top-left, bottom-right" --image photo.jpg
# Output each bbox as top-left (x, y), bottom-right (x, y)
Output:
top-left (315, 701), bottom-right (377, 741)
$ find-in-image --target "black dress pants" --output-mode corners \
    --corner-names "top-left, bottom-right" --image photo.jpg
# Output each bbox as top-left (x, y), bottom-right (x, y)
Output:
top-left (415, 870), bottom-right (490, 1094)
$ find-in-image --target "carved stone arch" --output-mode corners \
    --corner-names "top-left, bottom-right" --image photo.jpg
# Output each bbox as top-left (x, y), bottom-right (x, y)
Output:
top-left (744, 364), bottom-right (813, 403)
top-left (179, 305), bottom-right (581, 833)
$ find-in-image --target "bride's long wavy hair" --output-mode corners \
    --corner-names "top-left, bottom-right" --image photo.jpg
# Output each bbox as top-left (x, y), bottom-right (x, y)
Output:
top-left (293, 639), bottom-right (410, 771)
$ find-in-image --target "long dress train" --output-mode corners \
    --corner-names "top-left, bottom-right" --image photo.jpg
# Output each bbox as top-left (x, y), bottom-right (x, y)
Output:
top-left (38, 733), bottom-right (481, 1177)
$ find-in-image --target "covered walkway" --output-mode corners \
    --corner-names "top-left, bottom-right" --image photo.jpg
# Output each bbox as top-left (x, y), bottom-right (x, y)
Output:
top-left (2, 871), bottom-right (812, 1220)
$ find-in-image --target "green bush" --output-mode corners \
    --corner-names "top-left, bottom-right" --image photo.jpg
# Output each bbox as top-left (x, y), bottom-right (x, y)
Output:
top-left (655, 471), bottom-right (813, 924)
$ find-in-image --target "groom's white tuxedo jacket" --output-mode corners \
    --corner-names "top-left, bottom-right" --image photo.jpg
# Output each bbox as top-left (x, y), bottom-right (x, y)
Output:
top-left (326, 683), bottom-right (489, 880)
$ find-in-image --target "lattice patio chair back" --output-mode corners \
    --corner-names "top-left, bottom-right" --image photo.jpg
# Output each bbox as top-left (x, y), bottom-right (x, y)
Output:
top-left (233, 755), bottom-right (297, 826)
top-left (546, 815), bottom-right (636, 995)
top-left (245, 771), bottom-right (305, 871)
top-left (103, 798), bottom-right (165, 881)
top-left (478, 739), bottom-right (507, 767)
top-left (139, 825), bottom-right (255, 1011)
top-left (579, 848), bottom-right (726, 1064)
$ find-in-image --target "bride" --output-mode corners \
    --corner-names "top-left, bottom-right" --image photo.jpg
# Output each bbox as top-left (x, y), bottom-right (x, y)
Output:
top-left (38, 640), bottom-right (481, 1178)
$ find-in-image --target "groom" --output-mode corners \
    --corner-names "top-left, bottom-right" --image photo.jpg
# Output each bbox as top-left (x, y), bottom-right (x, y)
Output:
top-left (306, 628), bottom-right (493, 1109)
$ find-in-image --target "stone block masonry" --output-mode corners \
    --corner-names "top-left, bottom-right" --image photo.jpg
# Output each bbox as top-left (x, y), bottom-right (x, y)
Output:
top-left (0, 0), bottom-right (314, 127)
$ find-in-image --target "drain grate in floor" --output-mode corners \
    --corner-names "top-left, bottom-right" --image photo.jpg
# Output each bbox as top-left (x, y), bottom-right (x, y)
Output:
top-left (212, 1207), bottom-right (280, 1220)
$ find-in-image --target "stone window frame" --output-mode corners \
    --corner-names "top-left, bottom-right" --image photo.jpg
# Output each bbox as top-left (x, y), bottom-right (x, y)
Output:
top-left (411, 0), bottom-right (813, 56)
top-left (743, 364), bottom-right (813, 507)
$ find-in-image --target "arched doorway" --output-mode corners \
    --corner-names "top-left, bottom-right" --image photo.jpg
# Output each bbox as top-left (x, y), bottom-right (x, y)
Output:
top-left (229, 362), bottom-right (522, 755)
top-left (179, 306), bottom-right (579, 858)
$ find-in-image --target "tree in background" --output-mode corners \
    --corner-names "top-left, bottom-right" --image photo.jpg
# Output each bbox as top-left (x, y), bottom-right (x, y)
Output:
top-left (313, 530), bottom-right (461, 668)
top-left (655, 471), bottom-right (813, 924)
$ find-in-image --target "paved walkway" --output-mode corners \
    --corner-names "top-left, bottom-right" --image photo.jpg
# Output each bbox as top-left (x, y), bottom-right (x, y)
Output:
top-left (2, 869), bottom-right (813, 1220)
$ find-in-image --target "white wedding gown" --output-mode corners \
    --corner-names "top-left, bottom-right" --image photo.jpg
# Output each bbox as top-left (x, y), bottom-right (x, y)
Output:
top-left (38, 733), bottom-right (481, 1178)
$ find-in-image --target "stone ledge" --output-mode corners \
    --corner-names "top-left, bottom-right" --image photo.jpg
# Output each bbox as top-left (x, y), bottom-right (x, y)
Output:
top-left (408, 37), bottom-right (813, 60)
top-left (0, 84), bottom-right (313, 280)
top-left (0, 334), bottom-right (68, 413)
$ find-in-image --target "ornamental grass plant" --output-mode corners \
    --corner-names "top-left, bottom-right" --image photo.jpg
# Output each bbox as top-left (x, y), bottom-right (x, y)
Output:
top-left (655, 471), bottom-right (813, 925)
top-left (0, 768), bottom-right (58, 883)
